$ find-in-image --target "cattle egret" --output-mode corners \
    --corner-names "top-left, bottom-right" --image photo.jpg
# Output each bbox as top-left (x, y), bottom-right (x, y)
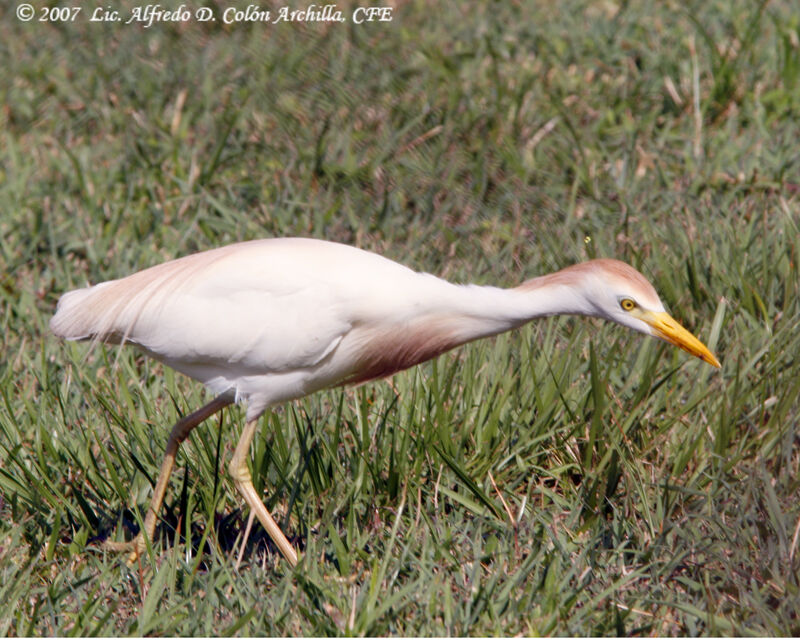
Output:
top-left (51, 237), bottom-right (720, 566)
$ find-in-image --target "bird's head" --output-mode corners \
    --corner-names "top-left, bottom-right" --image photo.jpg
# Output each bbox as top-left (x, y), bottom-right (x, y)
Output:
top-left (538, 259), bottom-right (721, 368)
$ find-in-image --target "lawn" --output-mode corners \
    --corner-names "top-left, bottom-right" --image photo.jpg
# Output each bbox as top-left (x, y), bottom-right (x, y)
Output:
top-left (1, 0), bottom-right (799, 635)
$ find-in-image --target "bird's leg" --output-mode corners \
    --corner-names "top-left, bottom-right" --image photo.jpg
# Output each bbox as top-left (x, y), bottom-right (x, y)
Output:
top-left (229, 417), bottom-right (299, 567)
top-left (234, 510), bottom-right (256, 572)
top-left (106, 393), bottom-right (233, 562)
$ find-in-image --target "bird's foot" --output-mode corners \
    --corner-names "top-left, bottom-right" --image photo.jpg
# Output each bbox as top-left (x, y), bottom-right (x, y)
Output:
top-left (104, 535), bottom-right (146, 565)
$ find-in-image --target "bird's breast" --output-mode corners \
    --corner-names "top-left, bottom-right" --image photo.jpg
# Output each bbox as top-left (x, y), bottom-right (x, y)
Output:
top-left (333, 315), bottom-right (484, 387)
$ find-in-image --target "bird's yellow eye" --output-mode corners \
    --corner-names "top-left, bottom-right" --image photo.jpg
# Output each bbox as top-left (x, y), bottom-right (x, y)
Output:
top-left (620, 298), bottom-right (636, 311)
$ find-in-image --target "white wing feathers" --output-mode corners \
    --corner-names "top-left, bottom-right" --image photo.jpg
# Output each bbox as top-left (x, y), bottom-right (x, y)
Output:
top-left (50, 239), bottom-right (430, 385)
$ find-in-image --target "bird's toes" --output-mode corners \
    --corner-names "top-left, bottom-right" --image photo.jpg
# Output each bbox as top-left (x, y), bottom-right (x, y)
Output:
top-left (103, 539), bottom-right (133, 552)
top-left (103, 535), bottom-right (146, 564)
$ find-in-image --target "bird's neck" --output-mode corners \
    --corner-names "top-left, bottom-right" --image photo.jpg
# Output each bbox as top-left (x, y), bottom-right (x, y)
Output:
top-left (338, 274), bottom-right (593, 388)
top-left (441, 276), bottom-right (592, 342)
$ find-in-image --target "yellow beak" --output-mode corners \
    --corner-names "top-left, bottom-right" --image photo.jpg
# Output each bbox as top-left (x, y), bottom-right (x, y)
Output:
top-left (640, 310), bottom-right (721, 368)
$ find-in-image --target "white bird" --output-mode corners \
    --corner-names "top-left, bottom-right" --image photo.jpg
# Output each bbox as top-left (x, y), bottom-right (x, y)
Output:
top-left (51, 237), bottom-right (720, 566)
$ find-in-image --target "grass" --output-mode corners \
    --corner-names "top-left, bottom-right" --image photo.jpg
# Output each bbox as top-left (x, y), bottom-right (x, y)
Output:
top-left (1, 0), bottom-right (799, 634)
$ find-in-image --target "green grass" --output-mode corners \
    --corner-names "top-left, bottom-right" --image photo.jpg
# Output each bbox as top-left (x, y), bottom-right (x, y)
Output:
top-left (2, 0), bottom-right (799, 634)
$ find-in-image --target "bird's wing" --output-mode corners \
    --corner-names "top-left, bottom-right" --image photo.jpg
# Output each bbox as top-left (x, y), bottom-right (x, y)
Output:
top-left (51, 238), bottom-right (422, 379)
